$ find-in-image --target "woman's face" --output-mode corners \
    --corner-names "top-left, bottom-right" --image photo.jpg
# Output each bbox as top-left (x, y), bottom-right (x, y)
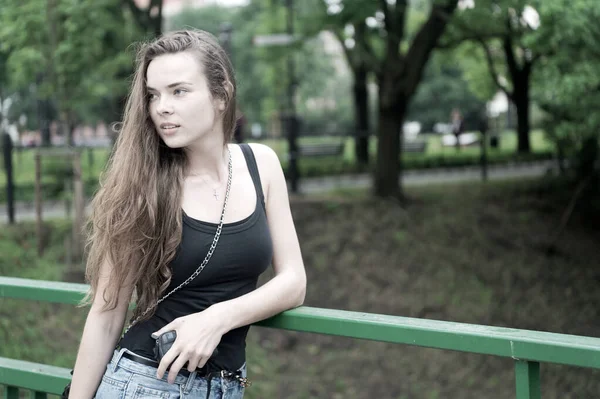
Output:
top-left (146, 51), bottom-right (225, 149)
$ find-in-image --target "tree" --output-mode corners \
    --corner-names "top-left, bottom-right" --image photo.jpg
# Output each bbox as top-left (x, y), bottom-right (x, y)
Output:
top-left (408, 52), bottom-right (486, 132)
top-left (441, 0), bottom-right (548, 154)
top-left (124, 0), bottom-right (164, 38)
top-left (254, 0), bottom-right (356, 137)
top-left (0, 0), bottom-right (143, 145)
top-left (360, 0), bottom-right (459, 197)
top-left (306, 0), bottom-right (460, 195)
top-left (168, 1), bottom-right (354, 138)
top-left (0, 47), bottom-right (9, 135)
top-left (318, 5), bottom-right (374, 165)
top-left (532, 0), bottom-right (600, 179)
top-left (168, 3), bottom-right (271, 129)
top-left (526, 0), bottom-right (600, 251)
top-left (348, 22), bottom-right (371, 165)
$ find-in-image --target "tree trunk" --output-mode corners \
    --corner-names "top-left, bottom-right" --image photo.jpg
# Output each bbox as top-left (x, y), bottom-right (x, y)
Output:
top-left (502, 33), bottom-right (532, 155)
top-left (35, 75), bottom-right (52, 147)
top-left (67, 119), bottom-right (76, 147)
top-left (375, 88), bottom-right (406, 198)
top-left (125, 0), bottom-right (163, 38)
top-left (152, 10), bottom-right (162, 37)
top-left (150, 0), bottom-right (163, 37)
top-left (353, 65), bottom-right (369, 165)
top-left (370, 0), bottom-right (458, 197)
top-left (513, 80), bottom-right (531, 153)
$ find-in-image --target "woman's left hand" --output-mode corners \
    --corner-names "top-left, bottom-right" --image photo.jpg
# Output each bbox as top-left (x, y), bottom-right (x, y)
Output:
top-left (152, 306), bottom-right (228, 384)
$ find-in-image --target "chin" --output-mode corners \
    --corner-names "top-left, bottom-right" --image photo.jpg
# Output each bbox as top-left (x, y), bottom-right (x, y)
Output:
top-left (159, 129), bottom-right (215, 150)
top-left (160, 135), bottom-right (188, 149)
top-left (161, 140), bottom-right (188, 150)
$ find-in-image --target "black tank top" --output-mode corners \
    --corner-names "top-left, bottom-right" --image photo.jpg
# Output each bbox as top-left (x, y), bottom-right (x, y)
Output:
top-left (118, 144), bottom-right (273, 370)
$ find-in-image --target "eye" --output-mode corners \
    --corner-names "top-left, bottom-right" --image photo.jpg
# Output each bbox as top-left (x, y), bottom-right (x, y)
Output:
top-left (148, 93), bottom-right (158, 101)
top-left (174, 88), bottom-right (187, 96)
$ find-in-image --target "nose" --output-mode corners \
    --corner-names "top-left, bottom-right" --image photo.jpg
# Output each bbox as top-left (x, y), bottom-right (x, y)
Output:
top-left (155, 96), bottom-right (173, 115)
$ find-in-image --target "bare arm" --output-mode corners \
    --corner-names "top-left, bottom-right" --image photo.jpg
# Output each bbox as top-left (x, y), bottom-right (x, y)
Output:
top-left (212, 143), bottom-right (306, 328)
top-left (68, 261), bottom-right (134, 399)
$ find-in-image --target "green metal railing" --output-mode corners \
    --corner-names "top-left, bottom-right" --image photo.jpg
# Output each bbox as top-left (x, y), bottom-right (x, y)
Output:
top-left (1, 276), bottom-right (600, 398)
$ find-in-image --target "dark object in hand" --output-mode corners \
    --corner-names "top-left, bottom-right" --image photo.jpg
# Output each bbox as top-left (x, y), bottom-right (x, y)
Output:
top-left (153, 330), bottom-right (219, 365)
top-left (153, 330), bottom-right (177, 361)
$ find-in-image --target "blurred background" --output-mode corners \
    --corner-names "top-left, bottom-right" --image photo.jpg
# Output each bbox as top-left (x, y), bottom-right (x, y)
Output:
top-left (1, 0), bottom-right (599, 398)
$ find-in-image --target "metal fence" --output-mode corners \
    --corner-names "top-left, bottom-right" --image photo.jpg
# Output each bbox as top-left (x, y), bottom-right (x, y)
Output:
top-left (1, 276), bottom-right (599, 398)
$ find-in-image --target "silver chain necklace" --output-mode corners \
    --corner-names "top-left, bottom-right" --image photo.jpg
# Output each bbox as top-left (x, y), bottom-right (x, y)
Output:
top-left (188, 153), bottom-right (230, 201)
top-left (123, 148), bottom-right (233, 335)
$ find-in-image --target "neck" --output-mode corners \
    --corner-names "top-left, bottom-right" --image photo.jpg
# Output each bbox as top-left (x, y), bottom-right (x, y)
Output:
top-left (185, 135), bottom-right (229, 183)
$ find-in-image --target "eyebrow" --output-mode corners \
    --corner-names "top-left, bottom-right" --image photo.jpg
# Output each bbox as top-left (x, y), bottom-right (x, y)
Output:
top-left (146, 81), bottom-right (193, 91)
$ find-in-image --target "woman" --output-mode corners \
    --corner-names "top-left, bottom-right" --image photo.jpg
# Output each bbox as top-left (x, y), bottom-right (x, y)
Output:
top-left (67, 29), bottom-right (306, 398)
top-left (451, 108), bottom-right (464, 151)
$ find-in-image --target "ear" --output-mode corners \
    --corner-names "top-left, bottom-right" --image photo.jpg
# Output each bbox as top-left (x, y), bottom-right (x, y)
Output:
top-left (217, 98), bottom-right (226, 111)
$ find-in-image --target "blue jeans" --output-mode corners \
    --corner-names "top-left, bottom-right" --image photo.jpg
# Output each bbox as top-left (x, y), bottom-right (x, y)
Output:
top-left (94, 348), bottom-right (246, 398)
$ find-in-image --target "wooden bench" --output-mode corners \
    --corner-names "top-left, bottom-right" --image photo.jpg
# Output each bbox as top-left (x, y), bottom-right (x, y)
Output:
top-left (403, 140), bottom-right (428, 153)
top-left (298, 142), bottom-right (345, 157)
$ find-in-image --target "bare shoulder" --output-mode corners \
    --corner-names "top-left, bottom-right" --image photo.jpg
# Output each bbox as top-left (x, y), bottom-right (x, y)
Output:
top-left (246, 142), bottom-right (280, 163)
top-left (246, 143), bottom-right (282, 174)
top-left (245, 143), bottom-right (285, 198)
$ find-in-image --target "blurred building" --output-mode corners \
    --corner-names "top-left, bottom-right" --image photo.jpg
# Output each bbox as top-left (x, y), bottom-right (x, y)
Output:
top-left (133, 0), bottom-right (207, 17)
top-left (134, 0), bottom-right (249, 17)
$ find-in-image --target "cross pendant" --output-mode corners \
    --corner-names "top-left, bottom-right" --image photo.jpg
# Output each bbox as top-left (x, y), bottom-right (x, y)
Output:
top-left (213, 190), bottom-right (219, 201)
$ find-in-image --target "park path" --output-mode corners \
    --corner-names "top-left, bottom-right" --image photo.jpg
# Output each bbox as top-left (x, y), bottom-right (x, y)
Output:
top-left (298, 160), bottom-right (555, 194)
top-left (1, 160), bottom-right (557, 222)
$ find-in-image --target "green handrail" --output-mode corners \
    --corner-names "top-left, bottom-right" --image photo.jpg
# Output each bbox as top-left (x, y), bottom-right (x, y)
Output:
top-left (1, 276), bottom-right (599, 398)
top-left (0, 357), bottom-right (71, 396)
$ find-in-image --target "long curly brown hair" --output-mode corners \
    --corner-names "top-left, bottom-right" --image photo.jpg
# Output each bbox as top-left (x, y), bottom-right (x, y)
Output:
top-left (82, 29), bottom-right (236, 323)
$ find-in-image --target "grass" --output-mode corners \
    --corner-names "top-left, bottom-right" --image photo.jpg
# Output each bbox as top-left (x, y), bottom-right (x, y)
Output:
top-left (255, 176), bottom-right (600, 398)
top-left (2, 176), bottom-right (598, 398)
top-left (0, 220), bottom-right (84, 368)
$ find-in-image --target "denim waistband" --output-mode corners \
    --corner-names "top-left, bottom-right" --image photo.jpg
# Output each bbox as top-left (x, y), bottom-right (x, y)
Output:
top-left (111, 347), bottom-right (193, 385)
top-left (110, 348), bottom-right (247, 384)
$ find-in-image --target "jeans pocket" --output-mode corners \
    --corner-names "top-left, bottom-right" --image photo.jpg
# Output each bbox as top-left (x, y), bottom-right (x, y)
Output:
top-left (122, 372), bottom-right (177, 399)
top-left (94, 375), bottom-right (126, 399)
top-left (130, 385), bottom-right (171, 398)
top-left (223, 383), bottom-right (245, 399)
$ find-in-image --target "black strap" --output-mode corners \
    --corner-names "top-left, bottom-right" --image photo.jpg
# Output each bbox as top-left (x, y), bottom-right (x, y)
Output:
top-left (205, 372), bottom-right (218, 399)
top-left (239, 144), bottom-right (266, 211)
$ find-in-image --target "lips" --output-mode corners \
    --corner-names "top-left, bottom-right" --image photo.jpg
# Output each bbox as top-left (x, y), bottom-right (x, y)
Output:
top-left (160, 123), bottom-right (180, 129)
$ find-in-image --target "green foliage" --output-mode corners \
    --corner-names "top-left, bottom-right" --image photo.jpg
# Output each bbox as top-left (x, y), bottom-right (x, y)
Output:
top-left (531, 0), bottom-right (600, 177)
top-left (168, 3), bottom-right (272, 126)
top-left (0, 0), bottom-right (143, 134)
top-left (4, 86), bottom-right (57, 132)
top-left (167, 1), bottom-right (354, 133)
top-left (451, 42), bottom-right (499, 102)
top-left (0, 220), bottom-right (73, 279)
top-left (439, 0), bottom-right (598, 162)
top-left (408, 52), bottom-right (486, 131)
top-left (295, 36), bottom-right (354, 134)
top-left (443, 0), bottom-right (543, 99)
